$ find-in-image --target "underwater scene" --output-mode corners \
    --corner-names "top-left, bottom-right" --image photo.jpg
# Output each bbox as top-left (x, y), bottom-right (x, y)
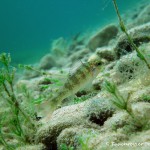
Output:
top-left (0, 0), bottom-right (150, 149)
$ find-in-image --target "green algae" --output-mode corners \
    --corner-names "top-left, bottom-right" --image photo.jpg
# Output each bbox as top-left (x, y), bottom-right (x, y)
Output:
top-left (0, 53), bottom-right (37, 149)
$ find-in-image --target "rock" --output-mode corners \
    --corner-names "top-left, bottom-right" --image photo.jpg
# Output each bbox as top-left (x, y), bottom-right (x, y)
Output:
top-left (39, 54), bottom-right (56, 70)
top-left (51, 37), bottom-right (68, 57)
top-left (68, 33), bottom-right (85, 52)
top-left (92, 61), bottom-right (117, 90)
top-left (68, 45), bottom-right (85, 54)
top-left (23, 70), bottom-right (40, 79)
top-left (15, 77), bottom-right (44, 93)
top-left (96, 47), bottom-right (116, 61)
top-left (114, 22), bottom-right (150, 58)
top-left (86, 98), bottom-right (115, 126)
top-left (87, 24), bottom-right (118, 51)
top-left (35, 101), bottom-right (95, 149)
top-left (57, 127), bottom-right (128, 150)
top-left (57, 127), bottom-right (100, 150)
top-left (123, 2), bottom-right (149, 27)
top-left (92, 79), bottom-right (102, 90)
top-left (104, 112), bottom-right (131, 131)
top-left (104, 102), bottom-right (150, 133)
top-left (129, 85), bottom-right (150, 103)
top-left (112, 51), bottom-right (149, 84)
top-left (134, 4), bottom-right (150, 26)
top-left (130, 130), bottom-right (150, 146)
top-left (131, 102), bottom-right (150, 127)
top-left (36, 96), bottom-right (115, 149)
top-left (93, 132), bottom-right (128, 150)
top-left (68, 48), bottom-right (91, 66)
top-left (16, 144), bottom-right (45, 150)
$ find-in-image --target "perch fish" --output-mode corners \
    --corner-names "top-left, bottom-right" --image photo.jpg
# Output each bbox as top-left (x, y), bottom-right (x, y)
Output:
top-left (49, 54), bottom-right (104, 110)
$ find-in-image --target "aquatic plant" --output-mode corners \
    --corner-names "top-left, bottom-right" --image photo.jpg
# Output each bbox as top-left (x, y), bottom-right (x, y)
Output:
top-left (103, 80), bottom-right (132, 116)
top-left (77, 130), bottom-right (98, 150)
top-left (73, 92), bottom-right (96, 104)
top-left (140, 94), bottom-right (150, 103)
top-left (0, 53), bottom-right (37, 149)
top-left (78, 136), bottom-right (91, 150)
top-left (60, 143), bottom-right (74, 150)
top-left (73, 97), bottom-right (87, 104)
top-left (0, 116), bottom-right (14, 150)
top-left (18, 64), bottom-right (50, 76)
top-left (112, 0), bottom-right (150, 69)
top-left (103, 80), bottom-right (150, 130)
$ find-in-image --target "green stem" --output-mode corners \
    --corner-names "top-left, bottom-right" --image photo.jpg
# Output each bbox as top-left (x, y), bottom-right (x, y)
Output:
top-left (3, 82), bottom-right (36, 131)
top-left (3, 83), bottom-right (11, 98)
top-left (18, 106), bottom-right (36, 129)
top-left (0, 133), bottom-right (14, 150)
top-left (112, 0), bottom-right (150, 69)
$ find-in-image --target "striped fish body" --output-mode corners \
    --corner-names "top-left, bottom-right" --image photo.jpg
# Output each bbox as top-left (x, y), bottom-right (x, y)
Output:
top-left (50, 54), bottom-right (103, 109)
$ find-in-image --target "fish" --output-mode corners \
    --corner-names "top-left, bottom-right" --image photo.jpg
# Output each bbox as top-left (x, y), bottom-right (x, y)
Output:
top-left (49, 54), bottom-right (104, 111)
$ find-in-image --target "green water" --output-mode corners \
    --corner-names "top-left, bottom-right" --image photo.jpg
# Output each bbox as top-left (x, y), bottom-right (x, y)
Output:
top-left (0, 0), bottom-right (146, 64)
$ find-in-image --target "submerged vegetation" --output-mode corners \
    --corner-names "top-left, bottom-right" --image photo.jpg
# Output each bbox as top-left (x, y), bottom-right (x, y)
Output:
top-left (103, 80), bottom-right (150, 130)
top-left (103, 80), bottom-right (131, 112)
top-left (0, 53), bottom-right (37, 149)
top-left (113, 0), bottom-right (150, 69)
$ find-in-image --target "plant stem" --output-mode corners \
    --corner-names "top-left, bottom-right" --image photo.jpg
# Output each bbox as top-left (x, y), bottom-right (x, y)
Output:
top-left (0, 132), bottom-right (14, 150)
top-left (112, 0), bottom-right (150, 69)
top-left (3, 82), bottom-right (36, 130)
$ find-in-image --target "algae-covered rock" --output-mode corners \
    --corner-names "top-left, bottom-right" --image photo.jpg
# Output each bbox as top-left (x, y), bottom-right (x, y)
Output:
top-left (0, 146), bottom-right (4, 150)
top-left (114, 22), bottom-right (150, 58)
top-left (131, 102), bottom-right (150, 127)
top-left (87, 24), bottom-right (118, 51)
top-left (39, 54), bottom-right (56, 70)
top-left (36, 101), bottom-right (92, 148)
top-left (128, 83), bottom-right (150, 104)
top-left (86, 98), bottom-right (115, 126)
top-left (93, 132), bottom-right (128, 150)
top-left (134, 4), bottom-right (150, 26)
top-left (113, 52), bottom-right (144, 82)
top-left (111, 48), bottom-right (150, 84)
top-left (57, 127), bottom-right (128, 150)
top-left (36, 96), bottom-right (115, 149)
top-left (16, 144), bottom-right (45, 150)
top-left (58, 127), bottom-right (128, 150)
top-left (130, 130), bottom-right (150, 145)
top-left (96, 47), bottom-right (116, 61)
top-left (67, 48), bottom-right (91, 66)
top-left (57, 127), bottom-right (100, 150)
top-left (104, 112), bottom-right (130, 131)
top-left (51, 37), bottom-right (68, 57)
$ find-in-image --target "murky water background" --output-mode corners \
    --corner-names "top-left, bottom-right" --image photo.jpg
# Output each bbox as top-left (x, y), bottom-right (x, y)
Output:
top-left (0, 0), bottom-right (145, 64)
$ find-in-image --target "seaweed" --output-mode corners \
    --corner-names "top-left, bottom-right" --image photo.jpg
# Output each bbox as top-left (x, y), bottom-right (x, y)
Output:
top-left (0, 116), bottom-right (14, 150)
top-left (0, 53), bottom-right (37, 149)
top-left (103, 80), bottom-right (150, 130)
top-left (60, 143), bottom-right (74, 150)
top-left (18, 64), bottom-right (51, 76)
top-left (103, 80), bottom-right (132, 115)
